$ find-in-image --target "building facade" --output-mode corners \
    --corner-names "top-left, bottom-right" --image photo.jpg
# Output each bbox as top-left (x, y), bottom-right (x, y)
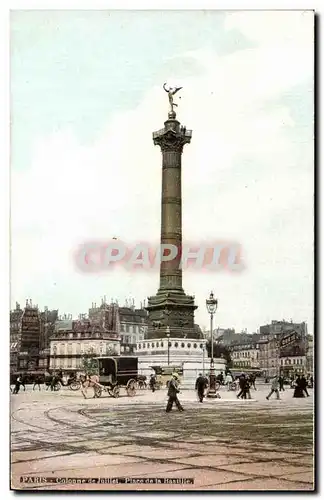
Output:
top-left (279, 355), bottom-right (306, 377)
top-left (10, 301), bottom-right (59, 374)
top-left (119, 305), bottom-right (148, 354)
top-left (88, 299), bottom-right (149, 355)
top-left (230, 341), bottom-right (261, 370)
top-left (50, 307), bottom-right (121, 372)
top-left (306, 335), bottom-right (314, 375)
top-left (258, 320), bottom-right (307, 377)
top-left (49, 331), bottom-right (120, 372)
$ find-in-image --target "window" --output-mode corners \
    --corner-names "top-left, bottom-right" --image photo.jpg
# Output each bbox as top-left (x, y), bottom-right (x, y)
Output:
top-left (156, 342), bottom-right (159, 348)
top-left (193, 343), bottom-right (197, 348)
top-left (152, 343), bottom-right (155, 348)
top-left (175, 342), bottom-right (179, 348)
top-left (187, 343), bottom-right (191, 348)
top-left (161, 342), bottom-right (164, 347)
top-left (138, 344), bottom-right (141, 350)
top-left (143, 343), bottom-right (146, 349)
top-left (147, 343), bottom-right (150, 348)
top-left (181, 343), bottom-right (185, 348)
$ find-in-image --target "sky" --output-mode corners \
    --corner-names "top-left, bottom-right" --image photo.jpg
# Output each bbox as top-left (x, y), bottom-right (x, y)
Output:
top-left (10, 10), bottom-right (314, 333)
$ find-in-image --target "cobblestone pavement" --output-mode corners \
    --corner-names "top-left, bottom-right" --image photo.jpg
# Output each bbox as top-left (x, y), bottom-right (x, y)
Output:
top-left (11, 384), bottom-right (314, 491)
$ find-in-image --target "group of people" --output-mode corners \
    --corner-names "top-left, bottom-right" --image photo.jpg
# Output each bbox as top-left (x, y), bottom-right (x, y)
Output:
top-left (266, 374), bottom-right (311, 400)
top-left (236, 373), bottom-right (257, 399)
top-left (164, 370), bottom-right (313, 412)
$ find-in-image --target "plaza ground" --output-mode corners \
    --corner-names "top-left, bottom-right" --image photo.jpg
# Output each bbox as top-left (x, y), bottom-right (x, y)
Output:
top-left (11, 383), bottom-right (314, 491)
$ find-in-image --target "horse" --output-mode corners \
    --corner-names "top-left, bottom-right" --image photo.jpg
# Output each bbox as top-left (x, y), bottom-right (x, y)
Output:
top-left (80, 374), bottom-right (101, 399)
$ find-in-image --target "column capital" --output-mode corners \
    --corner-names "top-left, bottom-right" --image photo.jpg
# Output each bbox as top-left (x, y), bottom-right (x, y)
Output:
top-left (153, 119), bottom-right (192, 153)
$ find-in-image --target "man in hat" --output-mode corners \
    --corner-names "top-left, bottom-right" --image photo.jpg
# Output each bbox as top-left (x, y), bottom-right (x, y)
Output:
top-left (166, 373), bottom-right (184, 412)
top-left (195, 373), bottom-right (208, 402)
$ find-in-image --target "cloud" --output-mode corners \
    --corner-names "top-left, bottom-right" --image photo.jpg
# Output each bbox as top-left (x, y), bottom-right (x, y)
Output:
top-left (11, 11), bottom-right (314, 332)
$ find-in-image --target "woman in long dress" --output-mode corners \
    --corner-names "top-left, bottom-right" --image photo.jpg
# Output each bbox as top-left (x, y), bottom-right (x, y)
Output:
top-left (293, 375), bottom-right (305, 398)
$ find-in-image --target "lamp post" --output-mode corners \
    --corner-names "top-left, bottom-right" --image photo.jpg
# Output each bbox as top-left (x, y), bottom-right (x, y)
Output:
top-left (202, 344), bottom-right (205, 376)
top-left (53, 345), bottom-right (57, 372)
top-left (166, 326), bottom-right (170, 366)
top-left (206, 291), bottom-right (218, 397)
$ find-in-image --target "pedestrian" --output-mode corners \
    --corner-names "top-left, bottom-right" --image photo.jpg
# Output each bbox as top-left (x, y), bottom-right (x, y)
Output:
top-left (293, 375), bottom-right (305, 398)
top-left (13, 375), bottom-right (22, 394)
top-left (237, 373), bottom-right (246, 399)
top-left (20, 375), bottom-right (26, 391)
top-left (245, 376), bottom-right (252, 399)
top-left (50, 374), bottom-right (57, 391)
top-left (250, 374), bottom-right (257, 391)
top-left (225, 372), bottom-right (233, 391)
top-left (266, 376), bottom-right (280, 400)
top-left (300, 375), bottom-right (309, 397)
top-left (33, 376), bottom-right (41, 391)
top-left (166, 373), bottom-right (184, 412)
top-left (278, 375), bottom-right (285, 392)
top-left (149, 374), bottom-right (157, 393)
top-left (195, 373), bottom-right (208, 402)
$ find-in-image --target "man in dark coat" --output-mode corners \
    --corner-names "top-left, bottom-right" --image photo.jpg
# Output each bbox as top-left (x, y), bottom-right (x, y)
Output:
top-left (237, 373), bottom-right (246, 399)
top-left (166, 374), bottom-right (184, 412)
top-left (33, 376), bottom-right (41, 391)
top-left (195, 373), bottom-right (208, 403)
top-left (300, 375), bottom-right (309, 397)
top-left (149, 374), bottom-right (157, 393)
top-left (13, 375), bottom-right (22, 394)
top-left (278, 375), bottom-right (285, 392)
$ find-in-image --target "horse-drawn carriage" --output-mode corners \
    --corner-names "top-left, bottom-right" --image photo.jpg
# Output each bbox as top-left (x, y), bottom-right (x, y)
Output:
top-left (44, 372), bottom-right (81, 391)
top-left (92, 356), bottom-right (139, 398)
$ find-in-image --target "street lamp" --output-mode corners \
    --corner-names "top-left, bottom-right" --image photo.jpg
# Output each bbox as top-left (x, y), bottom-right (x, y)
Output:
top-left (53, 345), bottom-right (57, 372)
top-left (206, 291), bottom-right (218, 397)
top-left (166, 326), bottom-right (170, 366)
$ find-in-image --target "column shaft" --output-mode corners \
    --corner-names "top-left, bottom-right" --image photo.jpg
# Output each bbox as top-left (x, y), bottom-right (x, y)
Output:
top-left (160, 151), bottom-right (182, 291)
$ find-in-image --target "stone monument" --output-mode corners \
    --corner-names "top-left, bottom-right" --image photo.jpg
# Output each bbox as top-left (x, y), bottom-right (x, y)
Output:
top-left (146, 84), bottom-right (200, 339)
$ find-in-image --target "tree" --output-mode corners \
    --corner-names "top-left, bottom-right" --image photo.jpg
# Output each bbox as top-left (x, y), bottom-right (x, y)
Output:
top-left (80, 347), bottom-right (99, 375)
top-left (206, 341), bottom-right (232, 367)
top-left (80, 345), bottom-right (119, 375)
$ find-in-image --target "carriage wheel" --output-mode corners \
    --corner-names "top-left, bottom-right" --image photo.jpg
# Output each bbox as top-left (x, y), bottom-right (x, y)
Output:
top-left (54, 382), bottom-right (61, 392)
top-left (70, 381), bottom-right (81, 391)
top-left (95, 387), bottom-right (102, 398)
top-left (126, 379), bottom-right (137, 397)
top-left (112, 386), bottom-right (120, 398)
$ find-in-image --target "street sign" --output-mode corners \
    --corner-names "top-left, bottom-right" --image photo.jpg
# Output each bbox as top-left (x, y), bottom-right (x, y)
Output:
top-left (279, 330), bottom-right (301, 348)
